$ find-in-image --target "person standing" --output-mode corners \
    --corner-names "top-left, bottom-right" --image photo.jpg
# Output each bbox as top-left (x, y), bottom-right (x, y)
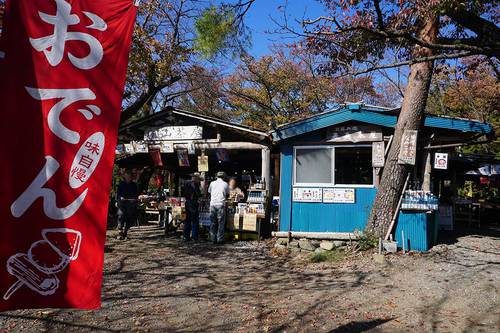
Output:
top-left (116, 170), bottom-right (138, 240)
top-left (228, 177), bottom-right (245, 203)
top-left (208, 171), bottom-right (229, 244)
top-left (183, 173), bottom-right (201, 241)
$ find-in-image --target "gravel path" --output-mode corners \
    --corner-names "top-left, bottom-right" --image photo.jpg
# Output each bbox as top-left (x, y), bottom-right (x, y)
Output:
top-left (1, 225), bottom-right (499, 332)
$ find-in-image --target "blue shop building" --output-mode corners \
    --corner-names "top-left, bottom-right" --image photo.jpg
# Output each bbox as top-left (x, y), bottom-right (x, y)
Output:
top-left (270, 104), bottom-right (494, 251)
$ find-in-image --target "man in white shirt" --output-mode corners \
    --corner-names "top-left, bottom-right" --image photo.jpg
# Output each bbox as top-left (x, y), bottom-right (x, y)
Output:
top-left (208, 171), bottom-right (229, 244)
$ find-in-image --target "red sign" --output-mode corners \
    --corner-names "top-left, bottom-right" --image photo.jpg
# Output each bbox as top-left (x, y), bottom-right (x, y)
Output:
top-left (0, 0), bottom-right (136, 311)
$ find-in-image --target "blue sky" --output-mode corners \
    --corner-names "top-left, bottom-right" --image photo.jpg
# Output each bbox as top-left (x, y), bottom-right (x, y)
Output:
top-left (243, 0), bottom-right (327, 57)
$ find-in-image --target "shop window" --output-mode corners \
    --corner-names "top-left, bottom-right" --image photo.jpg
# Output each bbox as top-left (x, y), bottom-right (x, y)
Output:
top-left (334, 147), bottom-right (373, 185)
top-left (294, 147), bottom-right (332, 184)
top-left (293, 145), bottom-right (373, 186)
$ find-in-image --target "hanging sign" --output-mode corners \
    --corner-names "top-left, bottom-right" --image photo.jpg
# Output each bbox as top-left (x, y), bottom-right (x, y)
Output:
top-left (115, 144), bottom-right (125, 155)
top-left (398, 130), bottom-right (418, 165)
top-left (372, 141), bottom-right (385, 168)
top-left (434, 153), bottom-right (448, 170)
top-left (0, 0), bottom-right (137, 311)
top-left (292, 188), bottom-right (322, 202)
top-left (144, 126), bottom-right (203, 141)
top-left (177, 149), bottom-right (190, 167)
top-left (198, 155), bottom-right (209, 172)
top-left (327, 125), bottom-right (382, 143)
top-left (149, 149), bottom-right (163, 167)
top-left (322, 188), bottom-right (355, 203)
top-left (133, 141), bottom-right (148, 153)
top-left (160, 142), bottom-right (174, 153)
top-left (124, 143), bottom-right (134, 154)
top-left (187, 143), bottom-right (196, 155)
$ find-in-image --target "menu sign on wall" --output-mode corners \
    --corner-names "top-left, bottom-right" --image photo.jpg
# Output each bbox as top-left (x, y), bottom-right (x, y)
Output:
top-left (323, 188), bottom-right (356, 203)
top-left (292, 188), bottom-right (322, 202)
top-left (398, 130), bottom-right (418, 165)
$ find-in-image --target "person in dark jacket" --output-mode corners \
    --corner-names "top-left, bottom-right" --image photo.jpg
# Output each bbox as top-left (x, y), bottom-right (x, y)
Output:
top-left (116, 171), bottom-right (138, 240)
top-left (183, 173), bottom-right (201, 241)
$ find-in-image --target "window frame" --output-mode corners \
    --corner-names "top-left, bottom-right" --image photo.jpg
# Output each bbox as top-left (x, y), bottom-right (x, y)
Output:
top-left (293, 145), bottom-right (375, 188)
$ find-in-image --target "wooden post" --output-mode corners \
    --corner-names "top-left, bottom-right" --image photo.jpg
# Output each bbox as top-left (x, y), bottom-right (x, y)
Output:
top-left (422, 150), bottom-right (432, 191)
top-left (261, 147), bottom-right (271, 189)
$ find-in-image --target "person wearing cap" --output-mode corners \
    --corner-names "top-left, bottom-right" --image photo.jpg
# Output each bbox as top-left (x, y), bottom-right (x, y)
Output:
top-left (183, 173), bottom-right (201, 241)
top-left (208, 171), bottom-right (230, 244)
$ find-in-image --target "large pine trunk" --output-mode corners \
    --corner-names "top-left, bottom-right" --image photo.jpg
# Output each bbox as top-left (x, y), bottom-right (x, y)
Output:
top-left (366, 18), bottom-right (438, 238)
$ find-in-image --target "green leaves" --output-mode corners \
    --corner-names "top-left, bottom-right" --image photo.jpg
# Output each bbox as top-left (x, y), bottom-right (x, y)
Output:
top-left (194, 6), bottom-right (237, 59)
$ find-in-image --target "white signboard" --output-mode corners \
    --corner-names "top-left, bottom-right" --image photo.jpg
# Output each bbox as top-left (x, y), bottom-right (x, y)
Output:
top-left (398, 130), bottom-right (418, 165)
top-left (372, 141), bottom-right (385, 167)
top-left (434, 153), bottom-right (448, 170)
top-left (144, 125), bottom-right (203, 141)
top-left (327, 125), bottom-right (382, 143)
top-left (133, 142), bottom-right (148, 153)
top-left (323, 188), bottom-right (356, 203)
top-left (124, 143), bottom-right (134, 154)
top-left (293, 187), bottom-right (322, 202)
top-left (160, 142), bottom-right (174, 153)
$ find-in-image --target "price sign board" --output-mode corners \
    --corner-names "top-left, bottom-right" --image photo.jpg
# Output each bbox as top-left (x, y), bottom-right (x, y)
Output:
top-left (323, 188), bottom-right (356, 203)
top-left (292, 188), bottom-right (322, 202)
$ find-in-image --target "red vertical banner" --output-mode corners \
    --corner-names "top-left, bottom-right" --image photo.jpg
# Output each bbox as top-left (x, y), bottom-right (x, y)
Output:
top-left (0, 0), bottom-right (136, 311)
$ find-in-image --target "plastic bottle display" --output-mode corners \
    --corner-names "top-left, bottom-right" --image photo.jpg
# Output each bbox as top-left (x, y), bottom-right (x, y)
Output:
top-left (401, 190), bottom-right (439, 211)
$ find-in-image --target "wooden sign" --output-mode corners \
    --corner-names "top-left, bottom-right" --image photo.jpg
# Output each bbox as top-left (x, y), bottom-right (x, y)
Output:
top-left (327, 125), bottom-right (382, 143)
top-left (398, 130), bottom-right (418, 165)
top-left (372, 141), bottom-right (385, 167)
top-left (322, 188), bottom-right (355, 203)
top-left (144, 125), bottom-right (203, 141)
top-left (198, 155), bottom-right (209, 172)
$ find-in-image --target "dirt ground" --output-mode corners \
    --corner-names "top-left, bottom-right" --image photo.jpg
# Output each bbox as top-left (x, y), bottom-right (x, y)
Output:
top-left (1, 225), bottom-right (499, 333)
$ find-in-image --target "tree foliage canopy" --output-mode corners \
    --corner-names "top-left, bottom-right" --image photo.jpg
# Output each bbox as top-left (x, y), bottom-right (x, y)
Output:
top-left (224, 51), bottom-right (382, 129)
top-left (301, 0), bottom-right (499, 76)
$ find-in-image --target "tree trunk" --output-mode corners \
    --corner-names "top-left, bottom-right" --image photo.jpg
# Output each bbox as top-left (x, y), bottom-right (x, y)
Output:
top-left (366, 17), bottom-right (439, 238)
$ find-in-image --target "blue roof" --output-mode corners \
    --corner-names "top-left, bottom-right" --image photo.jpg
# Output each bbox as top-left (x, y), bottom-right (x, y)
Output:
top-left (271, 104), bottom-right (494, 142)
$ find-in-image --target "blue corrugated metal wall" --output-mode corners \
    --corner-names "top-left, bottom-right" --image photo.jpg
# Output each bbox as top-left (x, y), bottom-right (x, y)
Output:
top-left (279, 144), bottom-right (293, 231)
top-left (395, 211), bottom-right (434, 251)
top-left (290, 188), bottom-right (377, 232)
